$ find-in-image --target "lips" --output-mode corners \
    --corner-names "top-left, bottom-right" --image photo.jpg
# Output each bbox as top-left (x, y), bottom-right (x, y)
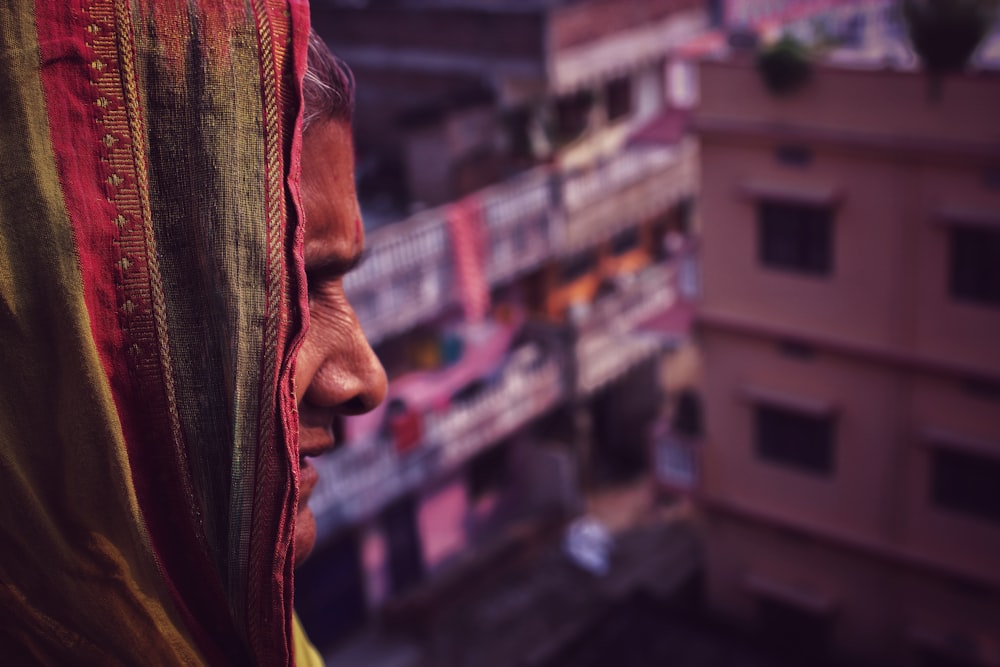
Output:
top-left (299, 458), bottom-right (320, 503)
top-left (297, 420), bottom-right (339, 505)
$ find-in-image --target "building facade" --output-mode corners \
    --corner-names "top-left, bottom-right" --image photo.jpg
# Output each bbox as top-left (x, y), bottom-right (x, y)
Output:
top-left (697, 59), bottom-right (1000, 666)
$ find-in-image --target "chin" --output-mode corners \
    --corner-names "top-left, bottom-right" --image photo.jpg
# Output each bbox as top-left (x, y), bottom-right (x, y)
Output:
top-left (294, 505), bottom-right (317, 568)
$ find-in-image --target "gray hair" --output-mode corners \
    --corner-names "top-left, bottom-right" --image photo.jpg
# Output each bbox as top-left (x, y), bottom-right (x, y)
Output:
top-left (302, 30), bottom-right (355, 132)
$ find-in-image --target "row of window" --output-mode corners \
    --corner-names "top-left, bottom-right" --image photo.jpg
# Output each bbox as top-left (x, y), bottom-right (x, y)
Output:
top-left (756, 201), bottom-right (1000, 307)
top-left (753, 403), bottom-right (1000, 525)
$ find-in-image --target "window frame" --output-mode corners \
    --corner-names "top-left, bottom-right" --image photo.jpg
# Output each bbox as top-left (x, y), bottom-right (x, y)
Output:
top-left (757, 199), bottom-right (835, 276)
top-left (743, 387), bottom-right (838, 478)
top-left (947, 225), bottom-right (1000, 307)
top-left (922, 428), bottom-right (1000, 525)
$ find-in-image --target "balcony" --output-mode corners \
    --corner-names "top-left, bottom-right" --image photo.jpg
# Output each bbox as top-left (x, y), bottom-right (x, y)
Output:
top-left (481, 167), bottom-right (553, 285)
top-left (347, 139), bottom-right (698, 344)
top-left (574, 262), bottom-right (678, 394)
top-left (309, 353), bottom-right (565, 538)
top-left (427, 355), bottom-right (564, 469)
top-left (345, 210), bottom-right (452, 345)
top-left (578, 263), bottom-right (676, 337)
top-left (558, 137), bottom-right (698, 255)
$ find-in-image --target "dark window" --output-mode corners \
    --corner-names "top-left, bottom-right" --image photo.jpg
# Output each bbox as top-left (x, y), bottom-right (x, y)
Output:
top-left (775, 144), bottom-right (813, 167)
top-left (672, 390), bottom-right (704, 439)
top-left (382, 497), bottom-right (426, 595)
top-left (918, 632), bottom-right (986, 667)
top-left (610, 227), bottom-right (641, 256)
top-left (778, 339), bottom-right (817, 360)
top-left (949, 227), bottom-right (1000, 307)
top-left (502, 107), bottom-right (532, 158)
top-left (755, 405), bottom-right (835, 476)
top-left (984, 166), bottom-right (1000, 190)
top-left (467, 443), bottom-right (509, 502)
top-left (919, 647), bottom-right (982, 667)
top-left (605, 76), bottom-right (632, 121)
top-left (931, 448), bottom-right (1000, 524)
top-left (554, 90), bottom-right (593, 144)
top-left (961, 377), bottom-right (1000, 402)
top-left (452, 377), bottom-right (492, 406)
top-left (757, 597), bottom-right (831, 657)
top-left (758, 201), bottom-right (833, 275)
top-left (559, 250), bottom-right (598, 285)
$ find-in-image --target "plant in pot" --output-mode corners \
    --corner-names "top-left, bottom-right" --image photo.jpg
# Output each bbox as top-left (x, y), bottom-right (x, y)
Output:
top-left (756, 35), bottom-right (813, 97)
top-left (902, 0), bottom-right (999, 96)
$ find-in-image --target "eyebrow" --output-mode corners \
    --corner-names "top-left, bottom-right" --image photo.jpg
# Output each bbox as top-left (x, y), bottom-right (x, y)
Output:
top-left (305, 248), bottom-right (366, 283)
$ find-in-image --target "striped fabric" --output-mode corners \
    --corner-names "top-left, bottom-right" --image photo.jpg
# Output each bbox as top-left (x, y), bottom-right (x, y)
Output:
top-left (447, 196), bottom-right (491, 323)
top-left (0, 1), bottom-right (311, 664)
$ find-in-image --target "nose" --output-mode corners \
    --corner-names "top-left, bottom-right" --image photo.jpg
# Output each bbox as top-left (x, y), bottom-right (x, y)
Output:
top-left (301, 311), bottom-right (387, 416)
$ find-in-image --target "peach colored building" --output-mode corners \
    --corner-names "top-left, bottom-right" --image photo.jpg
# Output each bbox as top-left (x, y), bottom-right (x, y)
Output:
top-left (696, 59), bottom-right (1000, 666)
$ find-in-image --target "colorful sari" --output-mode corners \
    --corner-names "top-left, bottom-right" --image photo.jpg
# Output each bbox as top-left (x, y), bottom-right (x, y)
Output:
top-left (0, 1), bottom-right (313, 664)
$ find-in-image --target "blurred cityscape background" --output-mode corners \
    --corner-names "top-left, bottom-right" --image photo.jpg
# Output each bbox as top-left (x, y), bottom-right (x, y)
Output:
top-left (297, 1), bottom-right (1000, 665)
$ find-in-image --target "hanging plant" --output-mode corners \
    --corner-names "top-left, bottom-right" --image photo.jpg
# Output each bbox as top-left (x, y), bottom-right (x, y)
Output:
top-left (902, 0), bottom-right (998, 73)
top-left (756, 35), bottom-right (813, 97)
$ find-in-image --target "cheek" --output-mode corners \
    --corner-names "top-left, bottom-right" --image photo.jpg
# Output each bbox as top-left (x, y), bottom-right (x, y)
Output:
top-left (309, 295), bottom-right (359, 346)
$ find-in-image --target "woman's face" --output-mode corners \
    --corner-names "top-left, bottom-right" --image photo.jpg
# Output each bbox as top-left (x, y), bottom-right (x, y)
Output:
top-left (293, 119), bottom-right (387, 566)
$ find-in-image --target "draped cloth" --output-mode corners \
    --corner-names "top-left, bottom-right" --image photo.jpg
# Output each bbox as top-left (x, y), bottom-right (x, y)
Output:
top-left (0, 1), bottom-right (313, 664)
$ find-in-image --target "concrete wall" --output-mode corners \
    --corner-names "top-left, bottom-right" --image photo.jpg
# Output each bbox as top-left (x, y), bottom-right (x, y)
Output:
top-left (698, 62), bottom-right (1000, 149)
top-left (703, 511), bottom-right (1000, 666)
top-left (698, 64), bottom-right (1000, 370)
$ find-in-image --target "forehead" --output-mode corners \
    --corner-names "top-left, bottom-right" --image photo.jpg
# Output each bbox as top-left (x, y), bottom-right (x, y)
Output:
top-left (300, 120), bottom-right (362, 258)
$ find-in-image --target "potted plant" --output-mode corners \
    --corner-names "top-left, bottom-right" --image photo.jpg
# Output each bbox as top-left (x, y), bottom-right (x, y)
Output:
top-left (902, 0), bottom-right (999, 96)
top-left (756, 35), bottom-right (813, 97)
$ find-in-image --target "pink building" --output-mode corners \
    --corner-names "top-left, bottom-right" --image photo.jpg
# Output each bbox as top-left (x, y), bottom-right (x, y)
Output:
top-left (697, 58), bottom-right (1000, 666)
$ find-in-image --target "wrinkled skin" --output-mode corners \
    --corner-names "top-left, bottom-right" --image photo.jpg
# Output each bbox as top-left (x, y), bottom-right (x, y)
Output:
top-left (293, 119), bottom-right (387, 567)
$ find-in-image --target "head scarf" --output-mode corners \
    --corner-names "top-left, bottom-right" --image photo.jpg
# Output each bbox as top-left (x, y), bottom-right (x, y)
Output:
top-left (0, 1), bottom-right (311, 664)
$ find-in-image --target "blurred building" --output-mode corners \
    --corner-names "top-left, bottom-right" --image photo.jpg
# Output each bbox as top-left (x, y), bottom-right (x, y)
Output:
top-left (298, 0), bottom-right (707, 651)
top-left (697, 47), bottom-right (1000, 667)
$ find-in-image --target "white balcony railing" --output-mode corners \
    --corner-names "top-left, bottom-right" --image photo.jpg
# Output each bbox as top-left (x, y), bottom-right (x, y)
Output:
top-left (558, 138), bottom-right (698, 255)
top-left (345, 210), bottom-right (452, 345)
top-left (574, 263), bottom-right (678, 394)
top-left (580, 263), bottom-right (676, 337)
top-left (482, 167), bottom-right (553, 285)
top-left (427, 357), bottom-right (564, 469)
top-left (347, 140), bottom-right (698, 343)
top-left (576, 331), bottom-right (661, 395)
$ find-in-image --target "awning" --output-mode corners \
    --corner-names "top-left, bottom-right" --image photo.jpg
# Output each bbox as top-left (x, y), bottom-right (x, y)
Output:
top-left (742, 181), bottom-right (844, 207)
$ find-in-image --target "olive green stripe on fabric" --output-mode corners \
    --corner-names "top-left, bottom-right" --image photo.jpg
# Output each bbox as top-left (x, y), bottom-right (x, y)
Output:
top-left (224, 19), bottom-right (275, 623)
top-left (0, 3), bottom-right (199, 664)
top-left (134, 8), bottom-right (269, 622)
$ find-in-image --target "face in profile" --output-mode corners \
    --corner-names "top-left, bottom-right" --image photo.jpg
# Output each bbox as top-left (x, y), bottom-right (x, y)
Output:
top-left (293, 119), bottom-right (387, 567)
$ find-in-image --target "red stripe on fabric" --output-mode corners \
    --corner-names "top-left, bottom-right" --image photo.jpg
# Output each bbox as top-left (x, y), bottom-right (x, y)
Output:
top-left (280, 2), bottom-right (312, 662)
top-left (245, 1), bottom-right (309, 664)
top-left (33, 2), bottom-right (244, 664)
